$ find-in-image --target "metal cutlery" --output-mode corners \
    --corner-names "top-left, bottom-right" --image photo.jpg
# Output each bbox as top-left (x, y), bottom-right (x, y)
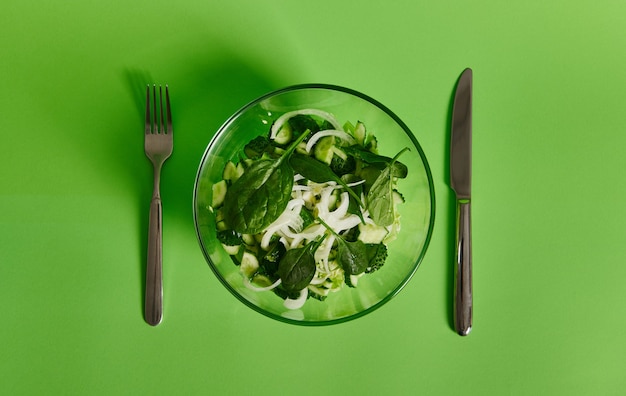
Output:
top-left (144, 84), bottom-right (173, 326)
top-left (450, 68), bottom-right (473, 336)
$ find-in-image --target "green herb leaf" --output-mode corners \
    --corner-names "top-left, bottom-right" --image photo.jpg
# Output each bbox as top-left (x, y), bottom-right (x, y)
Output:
top-left (259, 241), bottom-right (286, 278)
top-left (244, 135), bottom-right (273, 159)
top-left (216, 229), bottom-right (243, 246)
top-left (317, 218), bottom-right (368, 276)
top-left (357, 166), bottom-right (381, 193)
top-left (365, 243), bottom-right (388, 273)
top-left (277, 237), bottom-right (324, 292)
top-left (344, 145), bottom-right (408, 178)
top-left (222, 131), bottom-right (310, 234)
top-left (289, 153), bottom-right (365, 208)
top-left (366, 148), bottom-right (409, 226)
top-left (222, 159), bottom-right (293, 234)
top-left (342, 174), bottom-right (365, 221)
top-left (288, 114), bottom-right (321, 135)
top-left (337, 239), bottom-right (369, 276)
top-left (289, 153), bottom-right (339, 183)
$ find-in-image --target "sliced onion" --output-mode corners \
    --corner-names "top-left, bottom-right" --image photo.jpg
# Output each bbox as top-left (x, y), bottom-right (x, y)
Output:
top-left (305, 129), bottom-right (356, 153)
top-left (344, 179), bottom-right (365, 188)
top-left (309, 275), bottom-right (327, 285)
top-left (260, 198), bottom-right (305, 249)
top-left (261, 218), bottom-right (292, 249)
top-left (289, 224), bottom-right (325, 248)
top-left (330, 192), bottom-right (350, 218)
top-left (314, 234), bottom-right (335, 273)
top-left (270, 109), bottom-right (341, 139)
top-left (243, 277), bottom-right (282, 292)
top-left (284, 288), bottom-right (308, 310)
top-left (286, 198), bottom-right (305, 210)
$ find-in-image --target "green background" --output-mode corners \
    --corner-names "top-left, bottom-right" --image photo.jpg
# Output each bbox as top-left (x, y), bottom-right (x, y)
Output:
top-left (2, 0), bottom-right (625, 394)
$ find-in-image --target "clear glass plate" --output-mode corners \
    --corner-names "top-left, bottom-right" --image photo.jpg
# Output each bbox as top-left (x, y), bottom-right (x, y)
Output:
top-left (193, 84), bottom-right (435, 325)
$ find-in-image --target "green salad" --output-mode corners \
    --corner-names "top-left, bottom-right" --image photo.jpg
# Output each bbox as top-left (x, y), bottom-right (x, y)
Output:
top-left (210, 109), bottom-right (408, 309)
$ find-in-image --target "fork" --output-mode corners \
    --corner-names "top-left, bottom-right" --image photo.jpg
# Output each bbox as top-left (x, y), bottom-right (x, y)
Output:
top-left (144, 84), bottom-right (173, 326)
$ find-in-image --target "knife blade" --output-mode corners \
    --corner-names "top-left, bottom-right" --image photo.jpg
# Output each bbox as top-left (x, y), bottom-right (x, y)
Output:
top-left (450, 68), bottom-right (473, 336)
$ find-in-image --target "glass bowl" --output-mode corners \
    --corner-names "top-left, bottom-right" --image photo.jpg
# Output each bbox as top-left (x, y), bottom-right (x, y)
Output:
top-left (193, 84), bottom-right (434, 325)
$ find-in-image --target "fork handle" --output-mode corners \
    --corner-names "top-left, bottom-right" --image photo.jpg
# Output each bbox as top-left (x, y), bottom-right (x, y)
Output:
top-left (145, 196), bottom-right (163, 326)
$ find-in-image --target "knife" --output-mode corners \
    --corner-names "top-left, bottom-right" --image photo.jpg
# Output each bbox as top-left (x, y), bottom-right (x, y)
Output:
top-left (450, 68), bottom-right (473, 336)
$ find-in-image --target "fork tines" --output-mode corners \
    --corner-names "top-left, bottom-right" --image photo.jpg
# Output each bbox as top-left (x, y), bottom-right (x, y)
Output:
top-left (145, 85), bottom-right (172, 135)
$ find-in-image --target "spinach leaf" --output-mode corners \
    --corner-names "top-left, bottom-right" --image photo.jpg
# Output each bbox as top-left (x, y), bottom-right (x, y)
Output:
top-left (367, 148), bottom-right (409, 227)
top-left (318, 218), bottom-right (368, 277)
top-left (289, 153), bottom-right (341, 183)
top-left (216, 229), bottom-right (243, 246)
top-left (289, 153), bottom-right (365, 209)
top-left (342, 174), bottom-right (364, 220)
top-left (330, 153), bottom-right (356, 176)
top-left (277, 237), bottom-right (325, 292)
top-left (221, 158), bottom-right (293, 234)
top-left (298, 205), bottom-right (315, 229)
top-left (244, 135), bottom-right (274, 159)
top-left (288, 114), bottom-right (321, 135)
top-left (344, 145), bottom-right (408, 178)
top-left (222, 131), bottom-right (310, 234)
top-left (337, 238), bottom-right (369, 276)
top-left (357, 166), bottom-right (381, 194)
top-left (259, 241), bottom-right (286, 279)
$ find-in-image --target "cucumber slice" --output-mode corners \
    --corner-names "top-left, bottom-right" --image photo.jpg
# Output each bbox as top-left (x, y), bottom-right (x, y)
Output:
top-left (222, 161), bottom-right (238, 181)
top-left (242, 233), bottom-right (256, 246)
top-left (331, 145), bottom-right (348, 160)
top-left (314, 136), bottom-right (335, 164)
top-left (240, 251), bottom-right (259, 278)
top-left (251, 274), bottom-right (273, 288)
top-left (211, 180), bottom-right (227, 208)
top-left (357, 222), bottom-right (388, 244)
top-left (353, 121), bottom-right (366, 146)
top-left (274, 123), bottom-right (292, 145)
top-left (222, 243), bottom-right (240, 255)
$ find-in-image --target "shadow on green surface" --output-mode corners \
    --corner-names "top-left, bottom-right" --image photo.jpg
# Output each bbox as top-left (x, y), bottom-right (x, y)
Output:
top-left (444, 70), bottom-right (464, 333)
top-left (120, 51), bottom-right (285, 323)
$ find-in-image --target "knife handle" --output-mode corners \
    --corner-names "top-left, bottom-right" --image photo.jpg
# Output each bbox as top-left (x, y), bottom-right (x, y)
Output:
top-left (454, 200), bottom-right (472, 335)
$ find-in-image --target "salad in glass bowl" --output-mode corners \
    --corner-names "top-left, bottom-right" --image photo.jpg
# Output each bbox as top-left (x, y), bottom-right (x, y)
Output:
top-left (193, 84), bottom-right (434, 325)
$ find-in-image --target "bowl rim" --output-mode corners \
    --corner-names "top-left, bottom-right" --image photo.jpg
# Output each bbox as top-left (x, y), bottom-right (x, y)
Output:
top-left (192, 83), bottom-right (436, 326)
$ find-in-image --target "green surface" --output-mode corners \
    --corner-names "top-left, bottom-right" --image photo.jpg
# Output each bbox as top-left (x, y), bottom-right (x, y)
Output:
top-left (1, 0), bottom-right (625, 395)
